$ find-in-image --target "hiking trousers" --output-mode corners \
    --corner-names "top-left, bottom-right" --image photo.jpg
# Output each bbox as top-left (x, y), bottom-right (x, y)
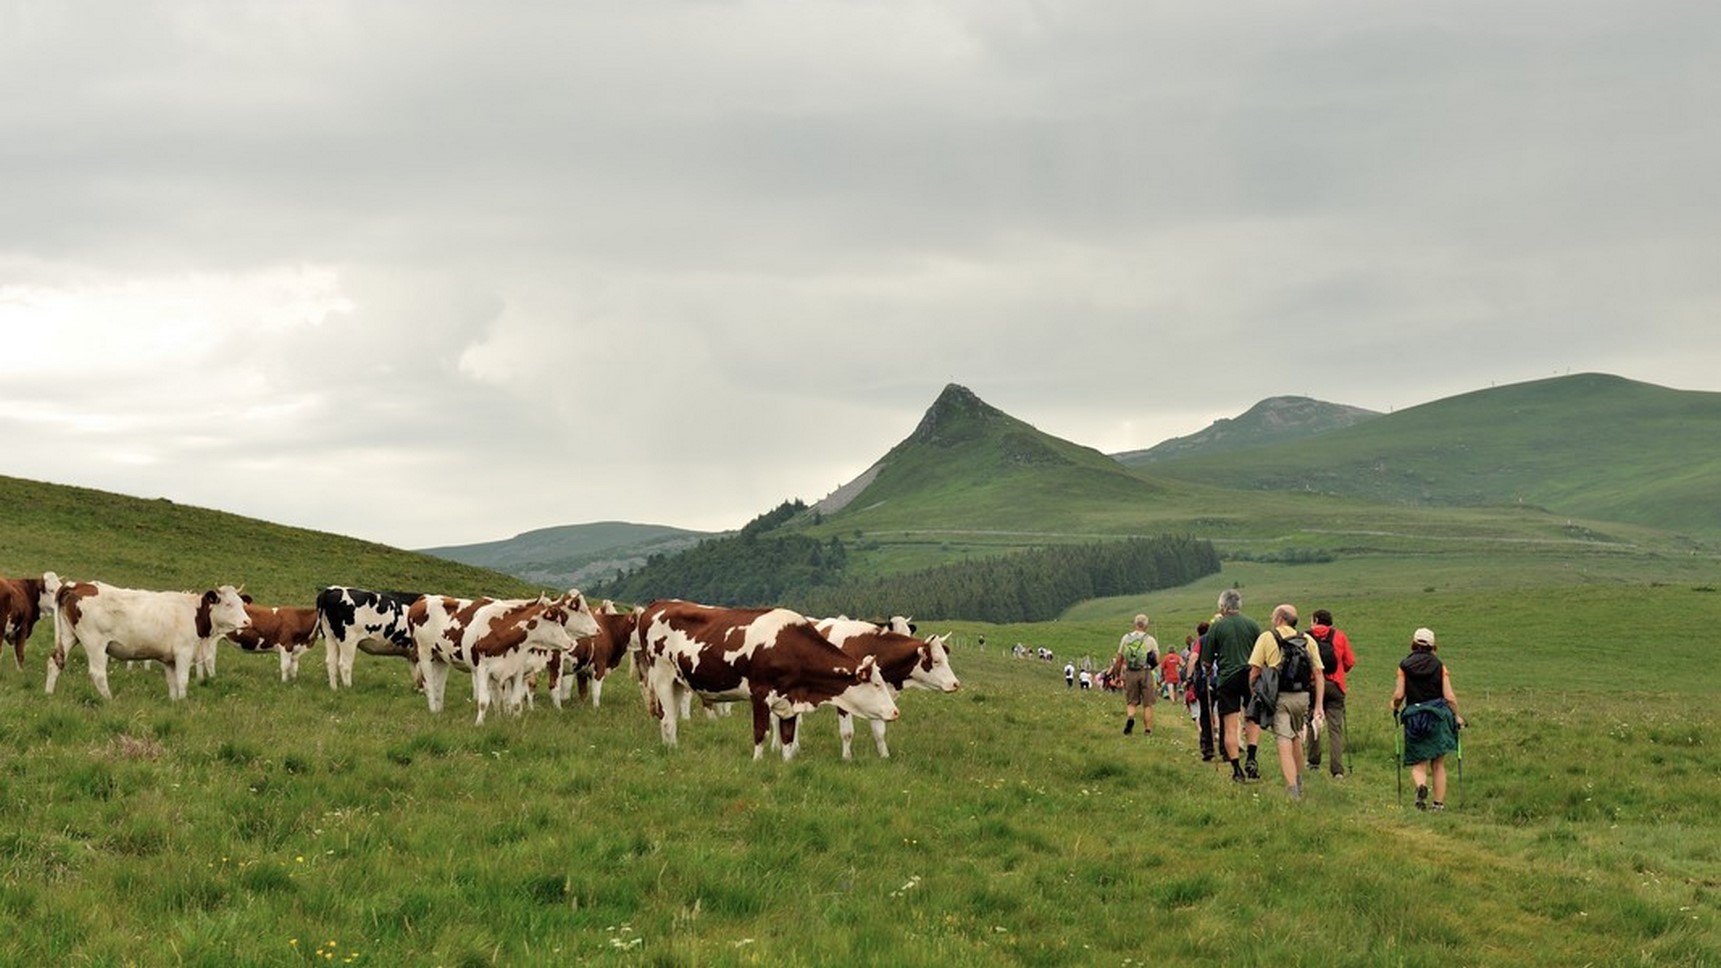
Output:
top-left (1306, 686), bottom-right (1346, 774)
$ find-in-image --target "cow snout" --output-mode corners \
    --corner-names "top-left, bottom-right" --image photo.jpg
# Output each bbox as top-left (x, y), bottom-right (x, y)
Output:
top-left (946, 679), bottom-right (962, 692)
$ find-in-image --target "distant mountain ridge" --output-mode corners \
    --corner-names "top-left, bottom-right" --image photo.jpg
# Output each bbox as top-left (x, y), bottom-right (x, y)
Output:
top-left (420, 521), bottom-right (711, 589)
top-left (1112, 396), bottom-right (1381, 465)
top-left (1140, 373), bottom-right (1721, 536)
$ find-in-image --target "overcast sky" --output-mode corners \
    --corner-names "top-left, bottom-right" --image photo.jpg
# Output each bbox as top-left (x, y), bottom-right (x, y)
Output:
top-left (3, 1), bottom-right (1718, 549)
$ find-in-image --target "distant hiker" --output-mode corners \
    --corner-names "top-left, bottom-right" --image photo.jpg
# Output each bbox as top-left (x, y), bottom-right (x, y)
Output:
top-left (1209, 589), bottom-right (1264, 781)
top-left (1391, 627), bottom-right (1466, 811)
top-left (1248, 604), bottom-right (1324, 800)
top-left (1160, 646), bottom-right (1182, 701)
top-left (1187, 621), bottom-right (1218, 759)
top-left (1064, 661), bottom-right (1076, 689)
top-left (1110, 613), bottom-right (1159, 735)
top-left (1304, 608), bottom-right (1357, 779)
top-left (1078, 668), bottom-right (1092, 690)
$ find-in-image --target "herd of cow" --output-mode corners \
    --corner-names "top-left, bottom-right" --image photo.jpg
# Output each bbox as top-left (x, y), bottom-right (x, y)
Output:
top-left (0, 573), bottom-right (962, 761)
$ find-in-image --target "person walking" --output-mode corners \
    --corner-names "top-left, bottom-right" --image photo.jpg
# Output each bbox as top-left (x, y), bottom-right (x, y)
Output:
top-left (1247, 604), bottom-right (1325, 799)
top-left (1063, 661), bottom-right (1076, 689)
top-left (1305, 608), bottom-right (1357, 778)
top-left (1110, 613), bottom-right (1159, 735)
top-left (1186, 621), bottom-right (1218, 760)
top-left (1208, 589), bottom-right (1263, 781)
top-left (1391, 627), bottom-right (1467, 811)
top-left (1159, 646), bottom-right (1182, 701)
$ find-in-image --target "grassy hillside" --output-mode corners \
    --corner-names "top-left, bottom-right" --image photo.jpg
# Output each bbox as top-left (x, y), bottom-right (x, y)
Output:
top-left (1141, 373), bottom-right (1721, 537)
top-left (0, 560), bottom-right (1714, 965)
top-left (0, 475), bottom-right (541, 605)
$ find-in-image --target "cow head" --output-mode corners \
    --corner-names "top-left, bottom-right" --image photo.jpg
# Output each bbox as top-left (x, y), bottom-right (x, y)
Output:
top-left (830, 654), bottom-right (900, 722)
top-left (551, 589), bottom-right (601, 640)
top-left (907, 632), bottom-right (961, 693)
top-left (197, 585), bottom-right (250, 639)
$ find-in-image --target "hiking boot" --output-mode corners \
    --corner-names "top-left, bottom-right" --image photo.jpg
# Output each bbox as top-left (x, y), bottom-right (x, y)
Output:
top-left (1430, 802), bottom-right (1446, 812)
top-left (1244, 760), bottom-right (1260, 781)
top-left (1330, 772), bottom-right (1345, 781)
top-left (1231, 772), bottom-right (1248, 783)
top-left (1287, 784), bottom-right (1303, 801)
top-left (1123, 719), bottom-right (1134, 735)
top-left (1201, 752), bottom-right (1215, 762)
top-left (1415, 784), bottom-right (1429, 811)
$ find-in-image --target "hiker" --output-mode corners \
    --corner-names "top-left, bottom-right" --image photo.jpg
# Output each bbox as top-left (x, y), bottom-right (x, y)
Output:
top-left (1391, 627), bottom-right (1466, 811)
top-left (1159, 645), bottom-right (1182, 701)
top-left (1078, 668), bottom-right (1092, 690)
top-left (1247, 604), bottom-right (1325, 800)
top-left (1187, 621), bottom-right (1218, 759)
top-left (1209, 589), bottom-right (1264, 781)
top-left (1064, 661), bottom-right (1076, 689)
top-left (1110, 613), bottom-right (1159, 735)
top-left (1305, 608), bottom-right (1357, 779)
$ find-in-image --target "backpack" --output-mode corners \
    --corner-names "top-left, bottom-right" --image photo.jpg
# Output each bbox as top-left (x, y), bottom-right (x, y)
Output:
top-left (1311, 627), bottom-right (1338, 676)
top-left (1273, 630), bottom-right (1313, 693)
top-left (1122, 634), bottom-right (1156, 671)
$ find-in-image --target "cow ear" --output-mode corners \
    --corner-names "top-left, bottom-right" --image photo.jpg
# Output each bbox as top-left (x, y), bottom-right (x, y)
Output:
top-left (241, 593), bottom-right (254, 604)
top-left (203, 590), bottom-right (219, 605)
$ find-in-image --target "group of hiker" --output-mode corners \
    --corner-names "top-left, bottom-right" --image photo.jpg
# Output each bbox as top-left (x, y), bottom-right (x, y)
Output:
top-left (1107, 589), bottom-right (1466, 808)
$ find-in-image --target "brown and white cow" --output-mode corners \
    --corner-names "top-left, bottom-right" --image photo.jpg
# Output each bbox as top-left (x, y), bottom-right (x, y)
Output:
top-left (0, 573), bottom-right (55, 673)
top-left (632, 599), bottom-right (899, 761)
top-left (813, 616), bottom-right (960, 759)
top-left (409, 591), bottom-right (600, 724)
top-left (547, 600), bottom-right (639, 709)
top-left (224, 603), bottom-right (322, 682)
top-left (46, 580), bottom-right (250, 700)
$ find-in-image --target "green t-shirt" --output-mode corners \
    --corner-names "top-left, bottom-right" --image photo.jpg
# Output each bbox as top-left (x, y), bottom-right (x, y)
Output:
top-left (1207, 612), bottom-right (1262, 681)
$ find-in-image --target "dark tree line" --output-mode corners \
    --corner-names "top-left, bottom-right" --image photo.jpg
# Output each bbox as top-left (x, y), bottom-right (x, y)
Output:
top-left (794, 535), bottom-right (1219, 622)
top-left (594, 505), bottom-right (1219, 622)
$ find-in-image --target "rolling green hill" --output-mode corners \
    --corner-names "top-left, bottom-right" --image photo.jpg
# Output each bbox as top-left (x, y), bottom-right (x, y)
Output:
top-left (0, 475), bottom-right (540, 605)
top-left (419, 521), bottom-right (712, 588)
top-left (1139, 373), bottom-right (1721, 537)
top-left (1112, 395), bottom-right (1380, 465)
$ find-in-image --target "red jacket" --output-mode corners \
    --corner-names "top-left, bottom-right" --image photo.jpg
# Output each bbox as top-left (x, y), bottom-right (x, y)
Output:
top-left (1308, 624), bottom-right (1356, 694)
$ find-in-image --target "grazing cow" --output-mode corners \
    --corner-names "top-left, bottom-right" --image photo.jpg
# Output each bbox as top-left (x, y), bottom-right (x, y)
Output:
top-left (316, 587), bottom-right (423, 690)
top-left (813, 617), bottom-right (960, 759)
top-left (225, 603), bottom-right (322, 682)
top-left (45, 580), bottom-right (250, 700)
top-left (410, 591), bottom-right (600, 724)
top-left (0, 573), bottom-right (55, 673)
top-left (632, 599), bottom-right (899, 761)
top-left (548, 600), bottom-right (640, 709)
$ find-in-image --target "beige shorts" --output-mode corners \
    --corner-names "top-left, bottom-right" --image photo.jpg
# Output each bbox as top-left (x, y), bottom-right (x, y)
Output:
top-left (1124, 669), bottom-right (1155, 706)
top-left (1273, 690), bottom-right (1311, 741)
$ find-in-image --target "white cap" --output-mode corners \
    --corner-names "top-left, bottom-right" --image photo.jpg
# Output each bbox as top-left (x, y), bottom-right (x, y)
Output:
top-left (1412, 627), bottom-right (1436, 647)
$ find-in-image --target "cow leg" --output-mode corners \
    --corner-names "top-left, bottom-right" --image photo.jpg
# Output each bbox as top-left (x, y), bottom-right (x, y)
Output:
top-left (589, 674), bottom-right (604, 709)
top-left (473, 664), bottom-right (491, 725)
top-left (326, 639), bottom-right (345, 690)
top-left (423, 660), bottom-right (449, 714)
top-left (871, 718), bottom-right (891, 759)
top-left (170, 652), bottom-right (192, 700)
top-left (87, 644), bottom-right (113, 700)
top-left (778, 714), bottom-right (800, 762)
top-left (10, 632), bottom-right (23, 672)
top-left (837, 709), bottom-right (855, 760)
top-left (751, 699), bottom-right (772, 760)
top-left (44, 640), bottom-right (67, 694)
top-left (769, 712), bottom-right (782, 753)
top-left (575, 671), bottom-right (591, 704)
top-left (648, 668), bottom-right (679, 746)
top-left (278, 647), bottom-right (293, 683)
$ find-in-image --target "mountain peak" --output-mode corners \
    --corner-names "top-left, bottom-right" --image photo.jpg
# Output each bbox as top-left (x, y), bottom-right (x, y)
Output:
top-left (910, 384), bottom-right (1010, 447)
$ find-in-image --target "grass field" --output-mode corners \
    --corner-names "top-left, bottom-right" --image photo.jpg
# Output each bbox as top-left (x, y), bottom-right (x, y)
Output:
top-left (3, 562), bottom-right (1716, 966)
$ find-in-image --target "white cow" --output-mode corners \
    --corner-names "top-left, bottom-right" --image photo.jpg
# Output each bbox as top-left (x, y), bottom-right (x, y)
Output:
top-left (46, 580), bottom-right (250, 700)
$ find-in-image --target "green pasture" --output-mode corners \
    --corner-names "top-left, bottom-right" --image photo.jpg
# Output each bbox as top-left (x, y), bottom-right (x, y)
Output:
top-left (2, 562), bottom-right (1715, 966)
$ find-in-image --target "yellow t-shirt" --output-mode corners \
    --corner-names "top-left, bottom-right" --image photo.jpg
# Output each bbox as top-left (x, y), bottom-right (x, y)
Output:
top-left (1247, 625), bottom-right (1326, 673)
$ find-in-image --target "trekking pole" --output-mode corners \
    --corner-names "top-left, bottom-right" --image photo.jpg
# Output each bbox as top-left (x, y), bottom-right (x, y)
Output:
top-left (1394, 710), bottom-right (1404, 808)
top-left (1456, 725), bottom-right (1465, 810)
